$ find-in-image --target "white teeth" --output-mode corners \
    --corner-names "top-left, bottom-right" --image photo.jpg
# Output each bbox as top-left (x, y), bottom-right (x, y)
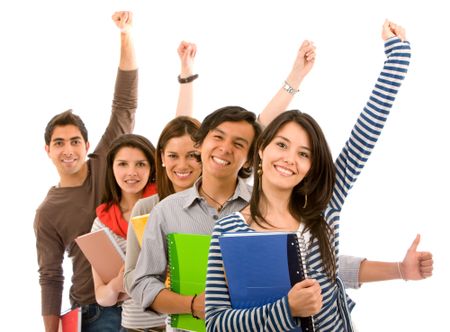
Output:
top-left (174, 171), bottom-right (191, 179)
top-left (212, 156), bottom-right (230, 165)
top-left (275, 165), bottom-right (294, 176)
top-left (125, 180), bottom-right (138, 184)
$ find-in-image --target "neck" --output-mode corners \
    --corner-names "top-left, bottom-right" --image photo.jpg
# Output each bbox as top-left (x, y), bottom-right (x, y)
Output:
top-left (120, 191), bottom-right (142, 221)
top-left (58, 163), bottom-right (88, 187)
top-left (256, 180), bottom-right (299, 231)
top-left (201, 173), bottom-right (238, 201)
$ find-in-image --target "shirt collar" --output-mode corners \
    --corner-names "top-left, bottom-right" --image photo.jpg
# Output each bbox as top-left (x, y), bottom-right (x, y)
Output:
top-left (182, 176), bottom-right (252, 209)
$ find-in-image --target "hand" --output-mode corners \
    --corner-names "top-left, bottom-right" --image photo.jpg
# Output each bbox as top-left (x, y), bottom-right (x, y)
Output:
top-left (178, 41), bottom-right (197, 77)
top-left (112, 11), bottom-right (133, 34)
top-left (286, 40), bottom-right (316, 86)
top-left (111, 265), bottom-right (125, 293)
top-left (288, 279), bottom-right (322, 317)
top-left (400, 234), bottom-right (433, 280)
top-left (192, 291), bottom-right (206, 320)
top-left (382, 19), bottom-right (406, 42)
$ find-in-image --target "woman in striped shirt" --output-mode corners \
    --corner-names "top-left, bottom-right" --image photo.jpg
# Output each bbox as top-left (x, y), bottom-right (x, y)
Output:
top-left (205, 21), bottom-right (430, 332)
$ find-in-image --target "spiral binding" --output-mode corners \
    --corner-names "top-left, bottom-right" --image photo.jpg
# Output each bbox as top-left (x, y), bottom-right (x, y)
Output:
top-left (295, 231), bottom-right (316, 332)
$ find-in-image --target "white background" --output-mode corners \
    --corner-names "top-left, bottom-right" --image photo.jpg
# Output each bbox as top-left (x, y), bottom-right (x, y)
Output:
top-left (1, 0), bottom-right (448, 331)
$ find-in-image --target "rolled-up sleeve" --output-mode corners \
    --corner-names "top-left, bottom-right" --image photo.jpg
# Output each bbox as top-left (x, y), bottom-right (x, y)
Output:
top-left (339, 255), bottom-right (366, 289)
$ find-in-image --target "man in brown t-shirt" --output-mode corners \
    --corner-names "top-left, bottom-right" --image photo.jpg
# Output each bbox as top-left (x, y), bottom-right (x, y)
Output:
top-left (34, 11), bottom-right (138, 332)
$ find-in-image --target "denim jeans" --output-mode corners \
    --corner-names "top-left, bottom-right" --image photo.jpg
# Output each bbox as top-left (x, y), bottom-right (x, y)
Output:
top-left (81, 303), bottom-right (122, 332)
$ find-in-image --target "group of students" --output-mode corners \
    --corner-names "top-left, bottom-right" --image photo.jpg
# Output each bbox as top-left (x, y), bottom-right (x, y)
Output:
top-left (34, 11), bottom-right (433, 332)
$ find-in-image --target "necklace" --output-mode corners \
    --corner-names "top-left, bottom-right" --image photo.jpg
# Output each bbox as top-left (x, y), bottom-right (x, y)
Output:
top-left (200, 187), bottom-right (228, 212)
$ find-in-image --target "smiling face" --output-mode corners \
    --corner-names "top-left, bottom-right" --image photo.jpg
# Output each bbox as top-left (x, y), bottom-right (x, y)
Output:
top-left (161, 134), bottom-right (202, 192)
top-left (45, 124), bottom-right (90, 182)
top-left (259, 121), bottom-right (312, 193)
top-left (199, 120), bottom-right (255, 182)
top-left (112, 146), bottom-right (150, 195)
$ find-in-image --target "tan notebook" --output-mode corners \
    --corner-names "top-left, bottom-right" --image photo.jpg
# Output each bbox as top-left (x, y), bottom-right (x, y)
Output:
top-left (75, 228), bottom-right (125, 284)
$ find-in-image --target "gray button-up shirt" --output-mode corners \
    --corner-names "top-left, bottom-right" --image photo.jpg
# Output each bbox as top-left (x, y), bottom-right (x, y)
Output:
top-left (130, 177), bottom-right (252, 309)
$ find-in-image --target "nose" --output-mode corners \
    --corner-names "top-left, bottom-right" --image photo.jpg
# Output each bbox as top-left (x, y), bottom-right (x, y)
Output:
top-left (219, 139), bottom-right (233, 154)
top-left (283, 151), bottom-right (295, 165)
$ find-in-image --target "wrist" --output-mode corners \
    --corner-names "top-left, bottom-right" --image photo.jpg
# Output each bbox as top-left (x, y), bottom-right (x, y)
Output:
top-left (283, 80), bottom-right (300, 95)
top-left (178, 73), bottom-right (198, 84)
top-left (397, 262), bottom-right (407, 281)
top-left (190, 294), bottom-right (200, 319)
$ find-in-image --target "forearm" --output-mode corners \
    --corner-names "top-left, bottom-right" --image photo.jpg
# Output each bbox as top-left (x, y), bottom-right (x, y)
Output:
top-left (151, 289), bottom-right (192, 314)
top-left (258, 72), bottom-right (304, 127)
top-left (176, 82), bottom-right (194, 117)
top-left (359, 260), bottom-right (402, 283)
top-left (119, 32), bottom-right (137, 70)
top-left (43, 315), bottom-right (59, 332)
top-left (93, 268), bottom-right (122, 306)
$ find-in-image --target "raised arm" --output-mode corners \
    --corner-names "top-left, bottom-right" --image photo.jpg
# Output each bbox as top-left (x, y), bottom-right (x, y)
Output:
top-left (112, 11), bottom-right (137, 71)
top-left (329, 21), bottom-right (411, 213)
top-left (176, 41), bottom-right (197, 116)
top-left (258, 40), bottom-right (316, 126)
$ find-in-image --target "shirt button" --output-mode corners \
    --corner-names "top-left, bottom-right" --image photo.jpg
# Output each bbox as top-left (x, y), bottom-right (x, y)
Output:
top-left (213, 215), bottom-right (219, 220)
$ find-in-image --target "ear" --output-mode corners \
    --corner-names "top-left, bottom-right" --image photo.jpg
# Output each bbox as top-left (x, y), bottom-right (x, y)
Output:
top-left (85, 141), bottom-right (90, 152)
top-left (258, 149), bottom-right (263, 160)
top-left (160, 151), bottom-right (166, 164)
top-left (45, 145), bottom-right (50, 156)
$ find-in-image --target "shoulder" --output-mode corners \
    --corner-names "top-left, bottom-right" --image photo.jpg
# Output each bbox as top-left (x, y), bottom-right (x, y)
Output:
top-left (132, 194), bottom-right (160, 217)
top-left (155, 187), bottom-right (194, 210)
top-left (215, 212), bottom-right (247, 232)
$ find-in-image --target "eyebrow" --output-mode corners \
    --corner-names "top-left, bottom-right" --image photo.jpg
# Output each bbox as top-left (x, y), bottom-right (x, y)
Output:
top-left (213, 128), bottom-right (250, 146)
top-left (52, 136), bottom-right (82, 143)
top-left (276, 135), bottom-right (310, 151)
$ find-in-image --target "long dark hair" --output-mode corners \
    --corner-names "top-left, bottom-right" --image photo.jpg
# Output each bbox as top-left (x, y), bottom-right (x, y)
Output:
top-left (101, 134), bottom-right (156, 207)
top-left (193, 106), bottom-right (262, 178)
top-left (249, 110), bottom-right (337, 279)
top-left (156, 116), bottom-right (201, 200)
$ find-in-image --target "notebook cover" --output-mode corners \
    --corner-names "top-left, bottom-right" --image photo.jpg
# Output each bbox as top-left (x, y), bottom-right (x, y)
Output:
top-left (130, 213), bottom-right (149, 247)
top-left (59, 307), bottom-right (81, 332)
top-left (75, 228), bottom-right (125, 284)
top-left (219, 231), bottom-right (314, 331)
top-left (168, 233), bottom-right (211, 332)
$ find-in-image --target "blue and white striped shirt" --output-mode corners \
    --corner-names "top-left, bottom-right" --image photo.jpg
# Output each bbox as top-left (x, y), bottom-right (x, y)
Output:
top-left (205, 37), bottom-right (411, 332)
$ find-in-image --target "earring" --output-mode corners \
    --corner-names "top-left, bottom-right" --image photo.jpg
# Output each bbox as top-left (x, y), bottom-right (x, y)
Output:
top-left (257, 160), bottom-right (263, 176)
top-left (302, 194), bottom-right (308, 209)
top-left (162, 162), bottom-right (165, 167)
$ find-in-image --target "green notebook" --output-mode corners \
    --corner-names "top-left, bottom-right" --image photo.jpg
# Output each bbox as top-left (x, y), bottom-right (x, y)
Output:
top-left (167, 233), bottom-right (211, 332)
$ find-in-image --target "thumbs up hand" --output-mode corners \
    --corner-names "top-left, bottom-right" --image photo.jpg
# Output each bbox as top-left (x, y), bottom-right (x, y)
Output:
top-left (400, 234), bottom-right (433, 281)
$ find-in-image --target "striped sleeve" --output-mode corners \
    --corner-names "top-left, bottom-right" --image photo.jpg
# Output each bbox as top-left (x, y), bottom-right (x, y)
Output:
top-left (205, 218), bottom-right (298, 332)
top-left (329, 37), bottom-right (411, 213)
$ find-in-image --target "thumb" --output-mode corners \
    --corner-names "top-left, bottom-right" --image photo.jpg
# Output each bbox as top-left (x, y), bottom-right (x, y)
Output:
top-left (408, 234), bottom-right (421, 252)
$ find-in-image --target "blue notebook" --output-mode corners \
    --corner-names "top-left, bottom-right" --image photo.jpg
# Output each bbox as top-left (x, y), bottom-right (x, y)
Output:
top-left (219, 231), bottom-right (315, 332)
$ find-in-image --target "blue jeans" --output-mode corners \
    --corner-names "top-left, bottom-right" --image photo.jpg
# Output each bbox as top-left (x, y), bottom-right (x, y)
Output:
top-left (81, 303), bottom-right (122, 332)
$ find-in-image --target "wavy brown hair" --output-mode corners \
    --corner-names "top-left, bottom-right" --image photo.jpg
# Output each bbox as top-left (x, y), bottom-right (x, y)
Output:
top-left (249, 110), bottom-right (337, 279)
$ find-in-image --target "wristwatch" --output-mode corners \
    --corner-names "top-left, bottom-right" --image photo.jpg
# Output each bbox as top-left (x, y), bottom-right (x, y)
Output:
top-left (283, 81), bottom-right (299, 95)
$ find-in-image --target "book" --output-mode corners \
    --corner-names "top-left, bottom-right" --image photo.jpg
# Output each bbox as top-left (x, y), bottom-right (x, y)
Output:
top-left (59, 307), bottom-right (81, 332)
top-left (75, 228), bottom-right (125, 284)
top-left (219, 231), bottom-right (315, 332)
top-left (130, 213), bottom-right (149, 247)
top-left (167, 233), bottom-right (211, 332)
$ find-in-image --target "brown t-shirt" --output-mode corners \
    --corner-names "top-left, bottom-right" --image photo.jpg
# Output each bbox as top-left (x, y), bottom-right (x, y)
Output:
top-left (34, 68), bottom-right (138, 316)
